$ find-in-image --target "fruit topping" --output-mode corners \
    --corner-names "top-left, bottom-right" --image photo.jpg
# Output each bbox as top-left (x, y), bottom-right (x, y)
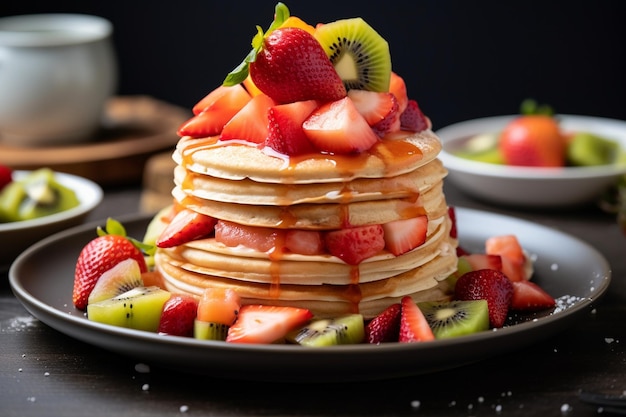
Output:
top-left (382, 215), bottom-right (428, 256)
top-left (323, 224), bottom-right (385, 265)
top-left (314, 17), bottom-right (391, 92)
top-left (264, 99), bottom-right (319, 155)
top-left (454, 269), bottom-right (514, 328)
top-left (226, 304), bottom-right (313, 344)
top-left (158, 294), bottom-right (199, 337)
top-left (418, 299), bottom-right (489, 339)
top-left (399, 296), bottom-right (435, 342)
top-left (156, 208), bottom-right (217, 248)
top-left (364, 303), bottom-right (401, 344)
top-left (220, 93), bottom-right (276, 143)
top-left (347, 89), bottom-right (400, 137)
top-left (287, 314), bottom-right (365, 346)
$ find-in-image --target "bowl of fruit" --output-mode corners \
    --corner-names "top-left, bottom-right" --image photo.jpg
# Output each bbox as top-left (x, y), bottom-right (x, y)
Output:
top-left (436, 106), bottom-right (626, 208)
top-left (0, 167), bottom-right (103, 269)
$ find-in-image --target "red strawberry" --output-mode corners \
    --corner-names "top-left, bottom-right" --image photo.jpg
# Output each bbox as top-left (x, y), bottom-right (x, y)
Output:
top-left (226, 305), bottom-right (313, 344)
top-left (460, 253), bottom-right (503, 272)
top-left (249, 27), bottom-right (347, 104)
top-left (510, 280), bottom-right (556, 311)
top-left (455, 269), bottom-right (513, 328)
top-left (400, 99), bottom-right (430, 132)
top-left (399, 296), bottom-right (435, 342)
top-left (220, 93), bottom-right (276, 143)
top-left (0, 164), bottom-right (12, 191)
top-left (157, 294), bottom-right (199, 337)
top-left (485, 234), bottom-right (528, 282)
top-left (324, 224), bottom-right (385, 265)
top-left (178, 84), bottom-right (252, 138)
top-left (448, 206), bottom-right (458, 239)
top-left (73, 219), bottom-right (148, 310)
top-left (156, 208), bottom-right (217, 248)
top-left (265, 99), bottom-right (318, 155)
top-left (382, 215), bottom-right (428, 256)
top-left (388, 72), bottom-right (409, 114)
top-left (347, 89), bottom-right (400, 136)
top-left (303, 97), bottom-right (380, 154)
top-left (214, 220), bottom-right (282, 253)
top-left (498, 115), bottom-right (565, 167)
top-left (365, 303), bottom-right (401, 344)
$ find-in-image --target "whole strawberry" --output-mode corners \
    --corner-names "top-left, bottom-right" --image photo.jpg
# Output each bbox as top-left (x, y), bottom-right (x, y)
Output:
top-left (454, 269), bottom-right (513, 328)
top-left (222, 3), bottom-right (346, 104)
top-left (73, 218), bottom-right (149, 310)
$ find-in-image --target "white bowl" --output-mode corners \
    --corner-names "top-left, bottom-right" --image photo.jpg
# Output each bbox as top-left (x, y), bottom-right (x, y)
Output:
top-left (436, 114), bottom-right (626, 208)
top-left (0, 170), bottom-right (103, 268)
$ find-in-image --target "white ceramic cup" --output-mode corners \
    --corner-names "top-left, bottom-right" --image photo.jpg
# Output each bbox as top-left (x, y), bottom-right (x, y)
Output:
top-left (0, 14), bottom-right (117, 147)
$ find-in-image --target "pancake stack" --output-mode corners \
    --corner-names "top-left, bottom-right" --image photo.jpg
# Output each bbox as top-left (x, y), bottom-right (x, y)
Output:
top-left (154, 129), bottom-right (459, 319)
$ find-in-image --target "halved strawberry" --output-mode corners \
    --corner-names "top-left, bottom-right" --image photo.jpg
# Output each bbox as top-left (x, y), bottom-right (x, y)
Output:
top-left (399, 296), bottom-right (435, 342)
top-left (157, 294), bottom-right (199, 337)
top-left (485, 234), bottom-right (529, 282)
top-left (400, 99), bottom-right (429, 132)
top-left (265, 99), bottom-right (318, 155)
top-left (365, 303), bottom-right (401, 344)
top-left (226, 304), bottom-right (313, 344)
top-left (382, 215), bottom-right (428, 256)
top-left (455, 269), bottom-right (513, 328)
top-left (156, 208), bottom-right (217, 248)
top-left (219, 93), bottom-right (276, 143)
top-left (460, 253), bottom-right (503, 272)
top-left (303, 97), bottom-right (379, 154)
top-left (73, 219), bottom-right (149, 310)
top-left (284, 229), bottom-right (324, 255)
top-left (214, 220), bottom-right (282, 253)
top-left (179, 84), bottom-right (252, 138)
top-left (347, 89), bottom-right (400, 136)
top-left (324, 224), bottom-right (385, 265)
top-left (388, 72), bottom-right (409, 114)
top-left (510, 280), bottom-right (556, 311)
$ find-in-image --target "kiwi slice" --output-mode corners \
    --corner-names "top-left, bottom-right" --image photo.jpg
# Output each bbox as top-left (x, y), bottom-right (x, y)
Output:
top-left (314, 18), bottom-right (391, 92)
top-left (453, 133), bottom-right (504, 164)
top-left (0, 168), bottom-right (79, 222)
top-left (194, 320), bottom-right (229, 341)
top-left (566, 132), bottom-right (620, 166)
top-left (87, 285), bottom-right (171, 332)
top-left (417, 300), bottom-right (489, 339)
top-left (88, 258), bottom-right (144, 305)
top-left (286, 314), bottom-right (364, 347)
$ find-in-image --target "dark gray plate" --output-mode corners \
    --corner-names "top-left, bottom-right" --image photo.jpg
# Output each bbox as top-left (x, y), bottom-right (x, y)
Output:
top-left (9, 208), bottom-right (611, 382)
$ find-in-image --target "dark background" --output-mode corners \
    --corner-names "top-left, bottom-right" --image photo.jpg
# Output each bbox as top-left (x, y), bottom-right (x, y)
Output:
top-left (2, 1), bottom-right (625, 130)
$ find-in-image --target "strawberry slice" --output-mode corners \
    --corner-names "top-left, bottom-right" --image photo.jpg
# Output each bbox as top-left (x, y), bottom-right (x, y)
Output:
top-left (220, 93), bottom-right (276, 143)
top-left (157, 294), bottom-right (199, 337)
top-left (510, 280), bottom-right (556, 311)
top-left (303, 97), bottom-right (379, 154)
top-left (388, 72), bottom-right (409, 114)
top-left (460, 253), bottom-right (503, 272)
top-left (214, 220), bottom-right (283, 253)
top-left (178, 84), bottom-right (252, 138)
top-left (324, 224), bottom-right (385, 265)
top-left (400, 99), bottom-right (430, 132)
top-left (365, 303), bottom-right (401, 344)
top-left (382, 215), bottom-right (428, 256)
top-left (284, 229), bottom-right (324, 256)
top-left (156, 208), bottom-right (217, 248)
top-left (265, 99), bottom-right (318, 155)
top-left (347, 89), bottom-right (400, 137)
top-left (73, 219), bottom-right (148, 310)
top-left (485, 234), bottom-right (528, 282)
top-left (399, 296), bottom-right (435, 342)
top-left (226, 305), bottom-right (313, 344)
top-left (455, 269), bottom-right (513, 328)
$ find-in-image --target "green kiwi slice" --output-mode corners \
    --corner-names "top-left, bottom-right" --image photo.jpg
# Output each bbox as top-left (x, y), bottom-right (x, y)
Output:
top-left (566, 132), bottom-right (620, 166)
top-left (286, 314), bottom-right (364, 347)
top-left (87, 286), bottom-right (171, 332)
top-left (417, 300), bottom-right (489, 339)
top-left (314, 18), bottom-right (391, 92)
top-left (194, 320), bottom-right (229, 341)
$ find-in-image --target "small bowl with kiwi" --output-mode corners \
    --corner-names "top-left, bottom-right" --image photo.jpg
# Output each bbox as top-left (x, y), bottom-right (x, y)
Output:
top-left (436, 114), bottom-right (626, 208)
top-left (0, 169), bottom-right (103, 270)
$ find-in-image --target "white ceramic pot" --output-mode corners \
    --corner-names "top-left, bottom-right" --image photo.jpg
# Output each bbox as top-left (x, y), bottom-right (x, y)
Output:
top-left (0, 14), bottom-right (117, 146)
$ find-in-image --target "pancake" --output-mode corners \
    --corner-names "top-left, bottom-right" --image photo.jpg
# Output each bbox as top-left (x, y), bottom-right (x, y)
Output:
top-left (173, 129), bottom-right (442, 184)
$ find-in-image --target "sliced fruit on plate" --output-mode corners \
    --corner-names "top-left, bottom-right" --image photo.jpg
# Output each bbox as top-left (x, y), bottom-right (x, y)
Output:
top-left (87, 258), bottom-right (144, 305)
top-left (288, 314), bottom-right (365, 346)
top-left (418, 299), bottom-right (489, 339)
top-left (455, 269), bottom-right (513, 328)
top-left (226, 304), bottom-right (313, 344)
top-left (399, 295), bottom-right (435, 342)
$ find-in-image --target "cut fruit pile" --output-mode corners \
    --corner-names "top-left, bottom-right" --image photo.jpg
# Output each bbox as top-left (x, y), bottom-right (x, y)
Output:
top-left (73, 210), bottom-right (556, 346)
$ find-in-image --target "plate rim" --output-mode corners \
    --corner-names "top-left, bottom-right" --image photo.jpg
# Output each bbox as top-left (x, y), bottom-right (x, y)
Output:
top-left (8, 208), bottom-right (612, 382)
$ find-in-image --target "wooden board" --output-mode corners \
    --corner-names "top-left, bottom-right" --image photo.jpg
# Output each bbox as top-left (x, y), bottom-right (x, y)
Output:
top-left (0, 96), bottom-right (189, 187)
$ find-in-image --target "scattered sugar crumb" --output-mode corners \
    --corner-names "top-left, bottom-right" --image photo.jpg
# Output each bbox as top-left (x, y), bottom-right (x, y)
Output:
top-left (605, 338), bottom-right (615, 344)
top-left (27, 397), bottom-right (36, 403)
top-left (560, 403), bottom-right (572, 413)
top-left (22, 353), bottom-right (26, 358)
top-left (495, 404), bottom-right (502, 413)
top-left (550, 263), bottom-right (559, 271)
top-left (3, 316), bottom-right (38, 332)
top-left (410, 400), bottom-right (421, 409)
top-left (142, 384), bottom-right (150, 392)
top-left (135, 363), bottom-right (150, 373)
top-left (179, 405), bottom-right (189, 413)
top-left (44, 372), bottom-right (49, 377)
top-left (477, 396), bottom-right (485, 404)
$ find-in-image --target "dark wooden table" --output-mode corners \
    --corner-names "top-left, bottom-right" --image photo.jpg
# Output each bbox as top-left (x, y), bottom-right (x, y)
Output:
top-left (1, 182), bottom-right (625, 417)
